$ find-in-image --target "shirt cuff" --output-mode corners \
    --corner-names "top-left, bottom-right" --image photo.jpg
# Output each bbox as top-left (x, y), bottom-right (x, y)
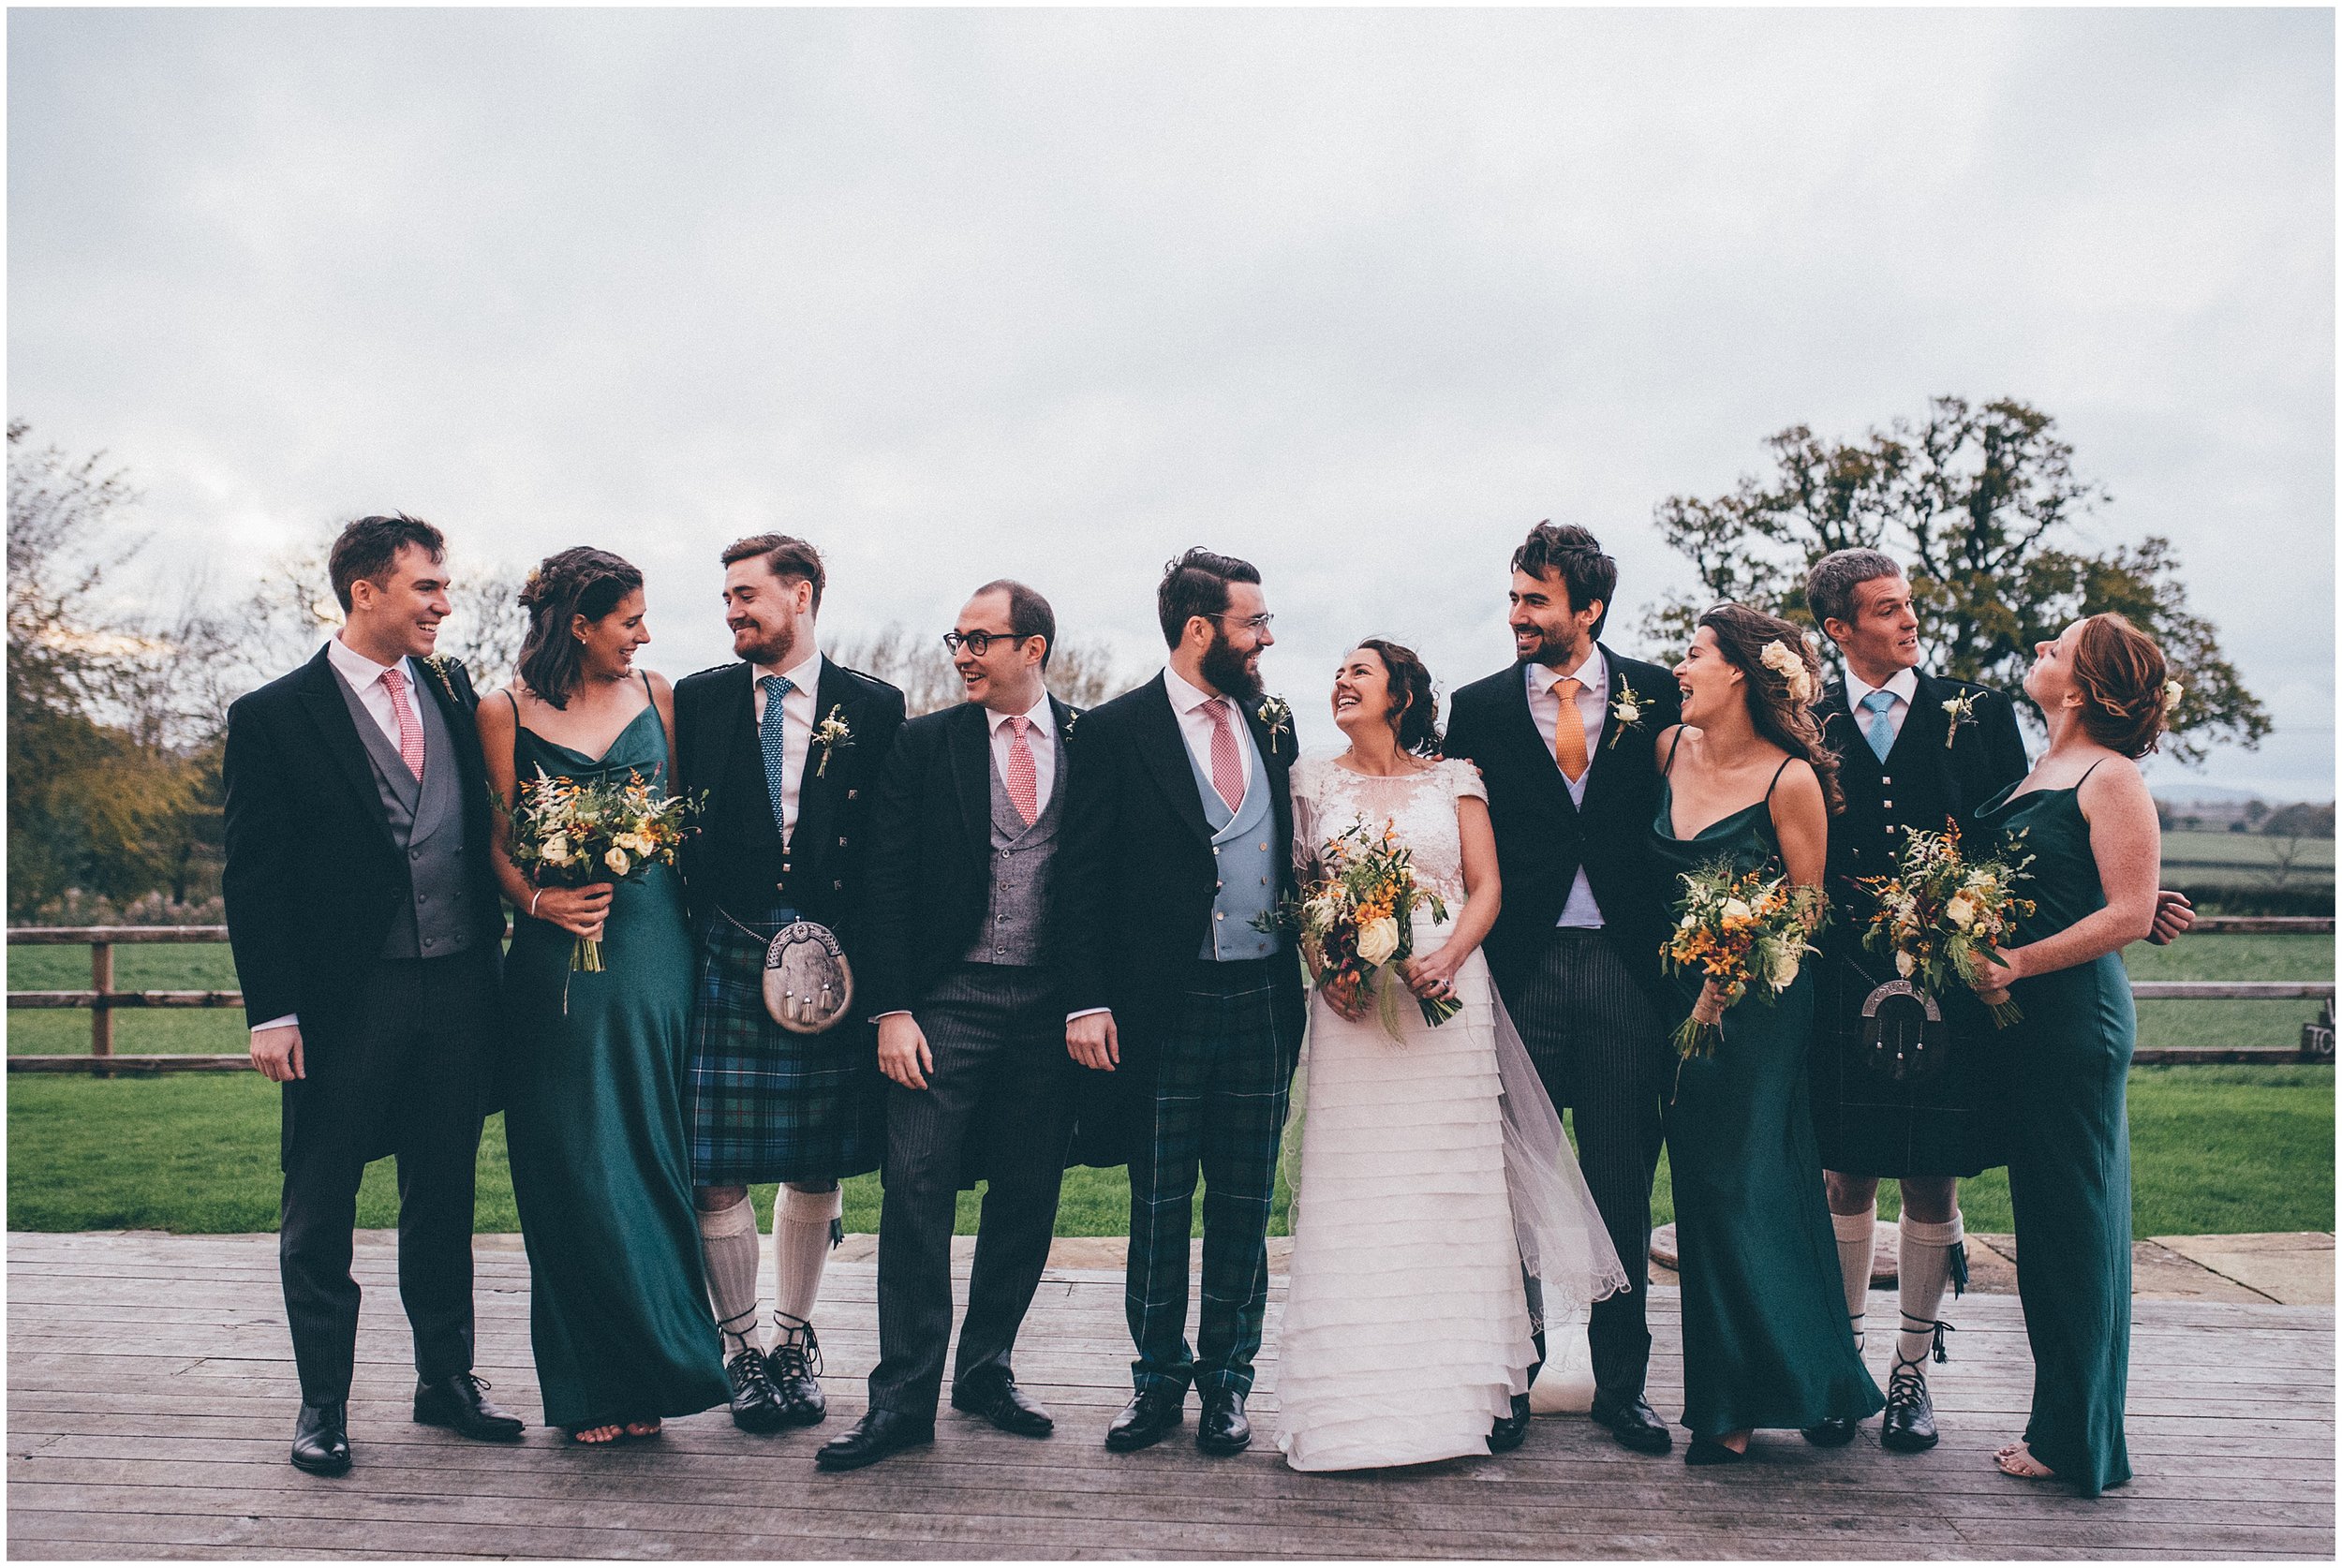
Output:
top-left (872, 1010), bottom-right (912, 1023)
top-left (251, 1013), bottom-right (299, 1034)
top-left (1065, 1006), bottom-right (1112, 1023)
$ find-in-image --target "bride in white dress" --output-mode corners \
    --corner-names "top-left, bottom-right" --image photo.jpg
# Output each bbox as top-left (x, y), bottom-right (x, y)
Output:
top-left (1277, 640), bottom-right (1627, 1472)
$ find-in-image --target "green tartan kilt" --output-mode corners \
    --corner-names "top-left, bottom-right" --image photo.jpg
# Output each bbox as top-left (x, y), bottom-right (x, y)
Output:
top-left (686, 914), bottom-right (884, 1186)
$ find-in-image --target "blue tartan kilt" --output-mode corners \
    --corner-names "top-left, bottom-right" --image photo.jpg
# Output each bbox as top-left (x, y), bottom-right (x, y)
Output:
top-left (686, 913), bottom-right (884, 1186)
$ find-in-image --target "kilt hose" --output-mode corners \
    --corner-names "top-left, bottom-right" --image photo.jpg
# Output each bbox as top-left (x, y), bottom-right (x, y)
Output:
top-left (1499, 928), bottom-right (1671, 1407)
top-left (687, 910), bottom-right (884, 1187)
top-left (1125, 956), bottom-right (1304, 1399)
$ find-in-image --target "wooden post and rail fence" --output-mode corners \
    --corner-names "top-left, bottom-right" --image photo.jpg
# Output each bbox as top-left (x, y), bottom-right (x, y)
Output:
top-left (6, 917), bottom-right (2335, 1076)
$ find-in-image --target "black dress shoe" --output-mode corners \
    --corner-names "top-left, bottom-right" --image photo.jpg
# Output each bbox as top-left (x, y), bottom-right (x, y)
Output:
top-left (766, 1329), bottom-right (828, 1427)
top-left (1880, 1360), bottom-right (1940, 1453)
top-left (814, 1408), bottom-right (934, 1472)
top-left (726, 1347), bottom-right (790, 1433)
top-left (952, 1375), bottom-right (1054, 1437)
top-left (1685, 1436), bottom-right (1745, 1467)
top-left (1195, 1388), bottom-right (1251, 1456)
top-left (1104, 1385), bottom-right (1185, 1452)
top-left (291, 1400), bottom-right (351, 1476)
top-left (1801, 1415), bottom-right (1859, 1447)
top-left (413, 1374), bottom-right (525, 1442)
top-left (1488, 1393), bottom-right (1532, 1454)
top-left (1589, 1395), bottom-right (1674, 1455)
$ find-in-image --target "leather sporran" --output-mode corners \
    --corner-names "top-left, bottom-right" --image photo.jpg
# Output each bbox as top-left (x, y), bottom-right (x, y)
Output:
top-left (762, 921), bottom-right (855, 1035)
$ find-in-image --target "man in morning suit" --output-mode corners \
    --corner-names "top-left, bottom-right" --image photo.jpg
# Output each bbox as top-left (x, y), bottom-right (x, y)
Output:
top-left (816, 581), bottom-right (1085, 1471)
top-left (674, 534), bottom-right (907, 1433)
top-left (1443, 522), bottom-right (1682, 1457)
top-left (1056, 548), bottom-right (1307, 1457)
top-left (1801, 548), bottom-right (2192, 1453)
top-left (223, 514), bottom-right (524, 1476)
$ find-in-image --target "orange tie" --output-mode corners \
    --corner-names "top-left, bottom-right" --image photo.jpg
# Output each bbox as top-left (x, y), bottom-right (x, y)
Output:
top-left (1553, 677), bottom-right (1588, 783)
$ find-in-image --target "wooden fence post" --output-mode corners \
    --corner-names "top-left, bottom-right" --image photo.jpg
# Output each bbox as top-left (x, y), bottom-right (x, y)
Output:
top-left (90, 939), bottom-right (115, 1074)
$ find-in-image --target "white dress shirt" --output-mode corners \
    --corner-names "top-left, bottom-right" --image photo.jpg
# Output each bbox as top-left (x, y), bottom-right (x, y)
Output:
top-left (1162, 665), bottom-right (1257, 812)
top-left (986, 694), bottom-right (1060, 817)
top-left (255, 636), bottom-right (429, 1036)
top-left (1845, 664), bottom-right (1920, 747)
top-left (1524, 650), bottom-right (1608, 929)
top-left (749, 649), bottom-right (823, 842)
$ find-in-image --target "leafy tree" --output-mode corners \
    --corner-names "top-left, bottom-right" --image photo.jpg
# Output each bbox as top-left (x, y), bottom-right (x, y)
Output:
top-left (1641, 396), bottom-right (2270, 765)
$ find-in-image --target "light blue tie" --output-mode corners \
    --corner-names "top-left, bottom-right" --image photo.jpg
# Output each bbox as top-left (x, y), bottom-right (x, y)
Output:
top-left (759, 674), bottom-right (795, 833)
top-left (1860, 689), bottom-right (1898, 762)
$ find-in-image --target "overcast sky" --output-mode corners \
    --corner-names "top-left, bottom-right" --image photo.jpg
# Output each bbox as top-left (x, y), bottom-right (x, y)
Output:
top-left (9, 7), bottom-right (2333, 798)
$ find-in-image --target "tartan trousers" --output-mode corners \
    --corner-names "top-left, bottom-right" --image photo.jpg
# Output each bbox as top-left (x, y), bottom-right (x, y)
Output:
top-left (1124, 957), bottom-right (1304, 1398)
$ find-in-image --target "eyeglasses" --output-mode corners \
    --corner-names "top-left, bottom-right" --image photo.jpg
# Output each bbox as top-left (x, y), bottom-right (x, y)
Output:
top-left (941, 629), bottom-right (1030, 657)
top-left (1205, 613), bottom-right (1275, 633)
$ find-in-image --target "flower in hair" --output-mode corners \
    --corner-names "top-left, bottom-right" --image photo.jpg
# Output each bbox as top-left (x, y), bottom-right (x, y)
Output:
top-left (2163, 679), bottom-right (2184, 713)
top-left (1758, 640), bottom-right (1815, 705)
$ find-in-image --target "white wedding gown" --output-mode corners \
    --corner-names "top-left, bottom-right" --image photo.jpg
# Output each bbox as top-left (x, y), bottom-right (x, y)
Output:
top-left (1277, 756), bottom-right (1628, 1472)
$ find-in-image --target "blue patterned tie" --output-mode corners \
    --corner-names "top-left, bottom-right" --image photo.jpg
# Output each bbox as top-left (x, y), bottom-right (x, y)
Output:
top-left (759, 674), bottom-right (794, 834)
top-left (1860, 689), bottom-right (1898, 762)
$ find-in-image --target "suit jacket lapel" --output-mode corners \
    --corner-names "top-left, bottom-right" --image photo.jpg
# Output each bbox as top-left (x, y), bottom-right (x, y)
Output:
top-left (295, 647), bottom-right (398, 848)
top-left (695, 662), bottom-right (751, 814)
top-left (793, 661), bottom-right (854, 855)
top-left (950, 702), bottom-right (993, 860)
top-left (1579, 645), bottom-right (1629, 812)
top-left (1887, 670), bottom-right (1947, 767)
top-left (1505, 662), bottom-right (1578, 819)
top-left (1136, 674), bottom-right (1214, 848)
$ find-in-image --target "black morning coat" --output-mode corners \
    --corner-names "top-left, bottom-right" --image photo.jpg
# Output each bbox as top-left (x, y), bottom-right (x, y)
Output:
top-left (1442, 644), bottom-right (1684, 1008)
top-left (1049, 673), bottom-right (1308, 1164)
top-left (670, 657), bottom-right (907, 941)
top-left (220, 645), bottom-right (504, 1156)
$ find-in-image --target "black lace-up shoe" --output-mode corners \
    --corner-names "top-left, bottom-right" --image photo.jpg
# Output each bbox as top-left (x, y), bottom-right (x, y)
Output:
top-left (766, 1327), bottom-right (828, 1427)
top-left (727, 1346), bottom-right (790, 1433)
top-left (413, 1374), bottom-right (524, 1442)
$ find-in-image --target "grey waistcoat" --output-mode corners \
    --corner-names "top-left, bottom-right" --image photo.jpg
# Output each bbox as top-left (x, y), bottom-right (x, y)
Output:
top-left (963, 738), bottom-right (1066, 968)
top-left (1184, 717), bottom-right (1282, 962)
top-left (334, 666), bottom-right (480, 961)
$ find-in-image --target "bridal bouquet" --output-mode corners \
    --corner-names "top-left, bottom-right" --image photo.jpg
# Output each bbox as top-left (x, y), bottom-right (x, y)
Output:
top-left (1258, 818), bottom-right (1457, 1033)
top-left (1857, 824), bottom-right (2037, 1027)
top-left (502, 765), bottom-right (698, 973)
top-left (1661, 861), bottom-right (1826, 1058)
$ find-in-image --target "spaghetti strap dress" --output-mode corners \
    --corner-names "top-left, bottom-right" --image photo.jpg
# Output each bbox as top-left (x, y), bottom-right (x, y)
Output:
top-left (501, 681), bottom-right (731, 1430)
top-left (1973, 766), bottom-right (2133, 1496)
top-left (1654, 752), bottom-right (1883, 1440)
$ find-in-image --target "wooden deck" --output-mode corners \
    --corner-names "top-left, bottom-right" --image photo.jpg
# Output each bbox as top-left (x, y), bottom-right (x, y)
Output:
top-left (7, 1231), bottom-right (2333, 1561)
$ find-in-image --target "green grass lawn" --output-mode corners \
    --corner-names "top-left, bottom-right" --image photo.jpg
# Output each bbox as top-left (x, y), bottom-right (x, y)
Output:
top-left (7, 1063), bottom-right (2328, 1239)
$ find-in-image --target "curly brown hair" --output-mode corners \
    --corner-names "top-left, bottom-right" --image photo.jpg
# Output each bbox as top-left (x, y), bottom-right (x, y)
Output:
top-left (515, 547), bottom-right (645, 709)
top-left (1696, 603), bottom-right (1845, 815)
top-left (1351, 639), bottom-right (1443, 757)
top-left (2069, 613), bottom-right (2172, 759)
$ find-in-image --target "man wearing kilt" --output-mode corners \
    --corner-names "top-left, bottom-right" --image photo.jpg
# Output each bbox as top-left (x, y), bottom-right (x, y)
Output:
top-left (674, 534), bottom-right (907, 1431)
top-left (1801, 549), bottom-right (2190, 1453)
top-left (1056, 549), bottom-right (1307, 1458)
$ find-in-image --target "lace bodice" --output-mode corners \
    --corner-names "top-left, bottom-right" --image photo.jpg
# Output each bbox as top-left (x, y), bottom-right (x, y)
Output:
top-left (1291, 754), bottom-right (1488, 906)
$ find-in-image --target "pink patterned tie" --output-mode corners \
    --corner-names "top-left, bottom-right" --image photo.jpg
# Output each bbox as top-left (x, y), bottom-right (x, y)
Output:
top-left (380, 665), bottom-right (425, 781)
top-left (1004, 715), bottom-right (1039, 825)
top-left (1204, 700), bottom-right (1245, 814)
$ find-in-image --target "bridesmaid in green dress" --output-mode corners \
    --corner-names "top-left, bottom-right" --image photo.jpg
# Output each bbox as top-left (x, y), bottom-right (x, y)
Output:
top-left (1653, 604), bottom-right (1882, 1465)
top-left (1966, 613), bottom-right (2171, 1497)
top-left (479, 548), bottom-right (731, 1443)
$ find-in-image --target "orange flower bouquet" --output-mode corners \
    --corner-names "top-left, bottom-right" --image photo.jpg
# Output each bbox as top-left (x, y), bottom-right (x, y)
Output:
top-left (1257, 818), bottom-right (1456, 1033)
top-left (1660, 861), bottom-right (1827, 1058)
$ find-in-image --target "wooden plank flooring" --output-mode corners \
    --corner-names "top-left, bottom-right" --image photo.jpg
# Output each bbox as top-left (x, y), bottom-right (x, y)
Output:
top-left (8, 1232), bottom-right (2334, 1561)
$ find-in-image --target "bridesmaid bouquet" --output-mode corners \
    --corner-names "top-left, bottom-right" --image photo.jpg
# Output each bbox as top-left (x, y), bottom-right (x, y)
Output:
top-left (1661, 862), bottom-right (1827, 1058)
top-left (1259, 818), bottom-right (1457, 1034)
top-left (1857, 824), bottom-right (2037, 1027)
top-left (503, 765), bottom-right (698, 974)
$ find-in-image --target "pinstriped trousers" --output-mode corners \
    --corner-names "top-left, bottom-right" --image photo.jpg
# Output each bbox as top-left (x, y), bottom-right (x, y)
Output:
top-left (1498, 929), bottom-right (1670, 1405)
top-left (867, 964), bottom-right (1076, 1419)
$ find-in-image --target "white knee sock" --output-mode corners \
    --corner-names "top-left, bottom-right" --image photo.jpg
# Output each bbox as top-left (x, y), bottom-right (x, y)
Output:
top-left (697, 1194), bottom-right (764, 1358)
top-left (773, 1183), bottom-right (843, 1339)
top-left (1832, 1206), bottom-right (1877, 1353)
top-left (1897, 1212), bottom-right (1964, 1369)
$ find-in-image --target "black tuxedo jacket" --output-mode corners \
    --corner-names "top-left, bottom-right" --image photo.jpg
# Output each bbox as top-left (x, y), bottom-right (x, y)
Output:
top-left (1813, 669), bottom-right (2029, 916)
top-left (861, 694), bottom-right (1083, 1019)
top-left (1443, 646), bottom-right (1683, 1004)
top-left (1052, 673), bottom-right (1306, 1070)
top-left (671, 658), bottom-right (907, 939)
top-left (222, 644), bottom-right (504, 1036)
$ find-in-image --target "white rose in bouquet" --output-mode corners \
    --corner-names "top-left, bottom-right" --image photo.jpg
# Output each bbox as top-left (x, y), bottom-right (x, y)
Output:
top-left (1945, 893), bottom-right (1978, 931)
top-left (1356, 915), bottom-right (1401, 968)
top-left (1722, 898), bottom-right (1754, 924)
top-left (1895, 948), bottom-right (1917, 979)
top-left (604, 846), bottom-right (631, 877)
top-left (1767, 942), bottom-right (1802, 990)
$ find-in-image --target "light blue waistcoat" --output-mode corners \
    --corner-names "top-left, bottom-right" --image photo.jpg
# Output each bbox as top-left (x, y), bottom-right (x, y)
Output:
top-left (1182, 717), bottom-right (1283, 962)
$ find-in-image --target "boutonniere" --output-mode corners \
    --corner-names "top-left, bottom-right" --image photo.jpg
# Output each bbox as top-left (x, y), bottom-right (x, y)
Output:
top-left (811, 704), bottom-right (853, 777)
top-left (1256, 694), bottom-right (1294, 753)
top-left (1060, 708), bottom-right (1078, 741)
top-left (1941, 691), bottom-right (1979, 750)
top-left (1607, 681), bottom-right (1647, 749)
top-left (421, 654), bottom-right (464, 705)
